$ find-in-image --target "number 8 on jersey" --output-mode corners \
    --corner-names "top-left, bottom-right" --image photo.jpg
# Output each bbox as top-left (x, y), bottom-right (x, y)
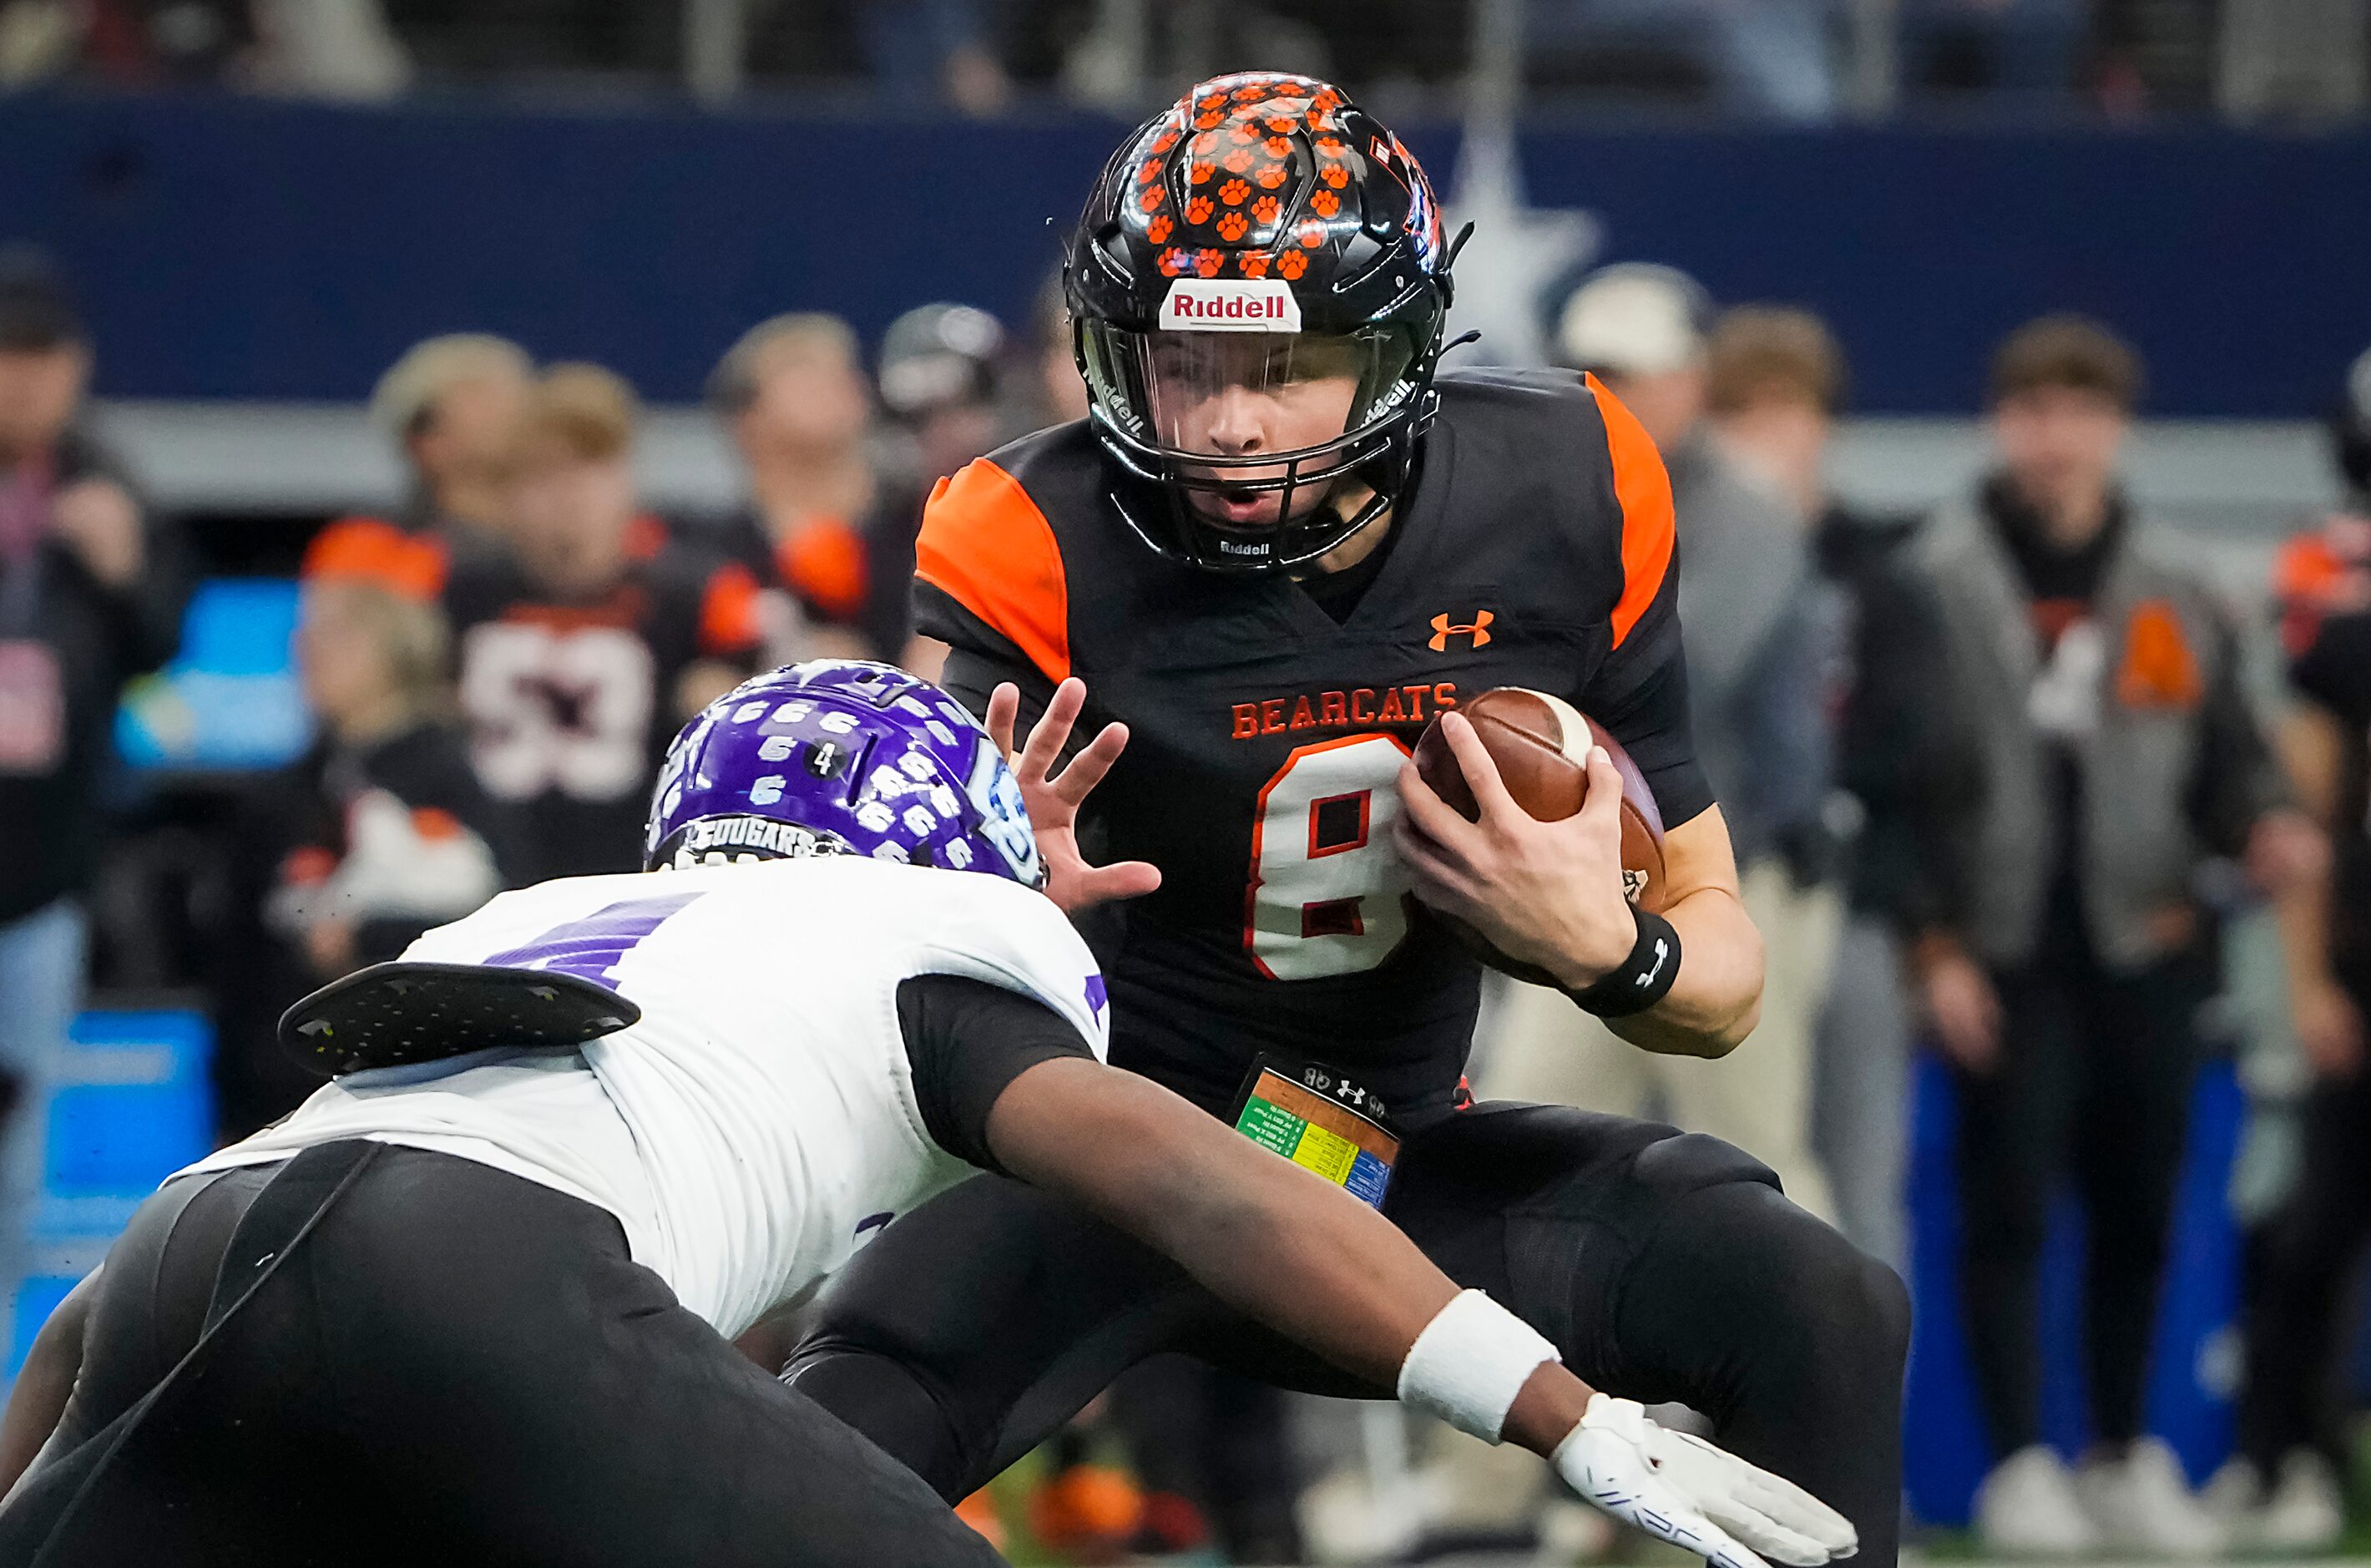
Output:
top-left (1244, 735), bottom-right (1415, 980)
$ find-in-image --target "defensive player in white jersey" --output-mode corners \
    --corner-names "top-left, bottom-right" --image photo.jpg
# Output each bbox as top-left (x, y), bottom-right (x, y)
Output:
top-left (0, 661), bottom-right (1852, 1567)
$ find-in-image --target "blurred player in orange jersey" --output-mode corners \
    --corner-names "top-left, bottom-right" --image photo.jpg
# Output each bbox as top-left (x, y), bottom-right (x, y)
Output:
top-left (447, 363), bottom-right (760, 881)
top-left (2217, 345), bottom-right (2371, 1552)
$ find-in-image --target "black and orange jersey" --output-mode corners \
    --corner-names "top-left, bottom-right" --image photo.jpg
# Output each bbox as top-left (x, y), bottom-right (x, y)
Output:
top-left (444, 531), bottom-right (760, 883)
top-left (912, 367), bottom-right (1708, 1115)
top-left (2278, 512), bottom-right (2371, 979)
top-left (706, 508), bottom-right (910, 669)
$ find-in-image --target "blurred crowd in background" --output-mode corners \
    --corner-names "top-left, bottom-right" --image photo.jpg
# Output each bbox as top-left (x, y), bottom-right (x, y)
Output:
top-left (2, 0), bottom-right (2368, 121)
top-left (6, 219), bottom-right (2371, 1559)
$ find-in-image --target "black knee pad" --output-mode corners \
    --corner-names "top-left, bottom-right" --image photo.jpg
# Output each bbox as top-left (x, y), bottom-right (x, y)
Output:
top-left (1649, 1179), bottom-right (1908, 1375)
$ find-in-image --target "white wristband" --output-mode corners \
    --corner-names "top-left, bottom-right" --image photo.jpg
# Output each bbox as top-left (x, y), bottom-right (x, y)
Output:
top-left (1394, 1288), bottom-right (1560, 1444)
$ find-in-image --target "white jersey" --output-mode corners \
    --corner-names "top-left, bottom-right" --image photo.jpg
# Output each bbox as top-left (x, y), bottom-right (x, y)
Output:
top-left (185, 857), bottom-right (1109, 1337)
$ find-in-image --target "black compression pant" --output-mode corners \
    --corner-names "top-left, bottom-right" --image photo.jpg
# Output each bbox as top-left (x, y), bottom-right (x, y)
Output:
top-left (0, 1143), bottom-right (1002, 1568)
top-left (785, 1101), bottom-right (1911, 1565)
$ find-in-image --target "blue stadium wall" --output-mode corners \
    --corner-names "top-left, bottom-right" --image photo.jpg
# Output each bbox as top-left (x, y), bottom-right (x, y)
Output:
top-left (0, 91), bottom-right (2367, 416)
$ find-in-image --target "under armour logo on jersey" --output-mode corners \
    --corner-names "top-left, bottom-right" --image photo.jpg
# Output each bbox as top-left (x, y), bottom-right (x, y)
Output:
top-left (1428, 610), bottom-right (1494, 652)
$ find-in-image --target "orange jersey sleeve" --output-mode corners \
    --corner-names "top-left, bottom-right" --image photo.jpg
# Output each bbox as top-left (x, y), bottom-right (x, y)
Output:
top-left (912, 458), bottom-right (1073, 683)
top-left (1585, 373), bottom-right (1678, 652)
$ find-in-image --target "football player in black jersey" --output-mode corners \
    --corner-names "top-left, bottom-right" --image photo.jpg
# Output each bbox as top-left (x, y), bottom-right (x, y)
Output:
top-left (784, 73), bottom-right (1908, 1564)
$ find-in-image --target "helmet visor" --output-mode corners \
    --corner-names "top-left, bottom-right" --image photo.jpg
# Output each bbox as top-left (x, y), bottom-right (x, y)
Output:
top-left (1082, 320), bottom-right (1423, 500)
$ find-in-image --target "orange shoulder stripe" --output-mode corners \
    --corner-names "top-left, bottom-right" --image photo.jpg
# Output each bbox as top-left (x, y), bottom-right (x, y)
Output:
top-left (913, 458), bottom-right (1072, 682)
top-left (1586, 373), bottom-right (1678, 651)
top-left (301, 515), bottom-right (449, 604)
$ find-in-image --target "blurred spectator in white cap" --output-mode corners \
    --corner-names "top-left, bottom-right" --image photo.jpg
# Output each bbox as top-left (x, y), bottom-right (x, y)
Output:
top-left (1706, 306), bottom-right (1974, 1272)
top-left (301, 332), bottom-right (533, 599)
top-left (0, 245), bottom-right (185, 1322)
top-left (1477, 263), bottom-right (1839, 1226)
top-left (707, 312), bottom-right (885, 669)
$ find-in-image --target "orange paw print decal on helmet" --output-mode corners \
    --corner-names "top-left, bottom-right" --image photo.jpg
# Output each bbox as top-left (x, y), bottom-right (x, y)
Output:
top-left (1296, 220), bottom-right (1327, 250)
top-left (1222, 148), bottom-right (1254, 175)
top-left (1238, 251), bottom-right (1271, 278)
top-left (1187, 160), bottom-right (1214, 185)
top-left (1186, 195), bottom-right (1215, 224)
top-left (1195, 249), bottom-right (1225, 277)
top-left (1159, 248), bottom-right (1191, 276)
top-left (1266, 116), bottom-right (1297, 134)
top-left (1139, 186), bottom-right (1166, 213)
top-left (1219, 179), bottom-right (1250, 206)
top-left (1251, 195), bottom-right (1282, 225)
top-left (1276, 250), bottom-right (1308, 280)
top-left (1216, 211), bottom-right (1249, 241)
top-left (1149, 128), bottom-right (1180, 155)
top-left (1231, 123), bottom-right (1261, 144)
top-left (1319, 164), bottom-right (1349, 189)
top-left (1137, 158), bottom-right (1164, 185)
top-left (1264, 136), bottom-right (1292, 158)
top-left (1194, 109), bottom-right (1224, 130)
top-left (1145, 215), bottom-right (1173, 244)
top-left (1233, 83), bottom-right (1269, 101)
top-left (1309, 190), bottom-right (1340, 218)
top-left (1314, 135), bottom-right (1347, 159)
top-left (1255, 164), bottom-right (1290, 190)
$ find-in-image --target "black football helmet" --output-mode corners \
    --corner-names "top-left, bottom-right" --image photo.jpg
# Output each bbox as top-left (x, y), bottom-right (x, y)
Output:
top-left (1066, 72), bottom-right (1457, 574)
top-left (2336, 343), bottom-right (2371, 503)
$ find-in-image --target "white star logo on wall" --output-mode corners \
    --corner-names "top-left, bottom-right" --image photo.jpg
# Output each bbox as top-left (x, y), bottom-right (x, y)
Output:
top-left (1442, 119), bottom-right (1601, 368)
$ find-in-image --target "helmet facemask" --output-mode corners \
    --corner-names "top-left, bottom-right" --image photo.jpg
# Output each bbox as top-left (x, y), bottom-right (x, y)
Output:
top-left (1079, 312), bottom-right (1438, 572)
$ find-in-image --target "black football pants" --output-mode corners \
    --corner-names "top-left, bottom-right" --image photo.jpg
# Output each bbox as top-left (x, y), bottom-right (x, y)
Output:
top-left (0, 1143), bottom-right (1002, 1568)
top-left (1950, 945), bottom-right (2214, 1458)
top-left (786, 1100), bottom-right (1912, 1566)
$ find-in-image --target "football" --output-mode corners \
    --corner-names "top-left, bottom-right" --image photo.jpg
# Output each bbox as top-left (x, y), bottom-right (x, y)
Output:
top-left (1410, 687), bottom-right (1670, 985)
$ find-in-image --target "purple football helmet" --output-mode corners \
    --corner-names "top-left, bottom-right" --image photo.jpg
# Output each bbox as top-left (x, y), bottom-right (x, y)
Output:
top-left (644, 660), bottom-right (1045, 889)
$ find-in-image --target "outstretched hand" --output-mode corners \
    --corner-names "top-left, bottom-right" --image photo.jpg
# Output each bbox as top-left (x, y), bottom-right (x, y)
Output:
top-left (988, 678), bottom-right (1162, 915)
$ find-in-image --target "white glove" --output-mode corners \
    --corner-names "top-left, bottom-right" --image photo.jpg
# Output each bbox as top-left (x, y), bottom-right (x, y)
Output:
top-left (1553, 1394), bottom-right (1858, 1568)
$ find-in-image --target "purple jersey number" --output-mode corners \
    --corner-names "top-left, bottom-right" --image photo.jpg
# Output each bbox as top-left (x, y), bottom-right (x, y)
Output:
top-left (484, 893), bottom-right (705, 991)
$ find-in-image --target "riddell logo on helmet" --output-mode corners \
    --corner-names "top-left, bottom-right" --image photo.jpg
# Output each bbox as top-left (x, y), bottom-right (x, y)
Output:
top-left (1158, 279), bottom-right (1302, 333)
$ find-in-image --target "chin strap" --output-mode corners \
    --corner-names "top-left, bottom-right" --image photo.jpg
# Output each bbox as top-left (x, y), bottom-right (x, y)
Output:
top-left (1439, 222), bottom-right (1479, 307)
